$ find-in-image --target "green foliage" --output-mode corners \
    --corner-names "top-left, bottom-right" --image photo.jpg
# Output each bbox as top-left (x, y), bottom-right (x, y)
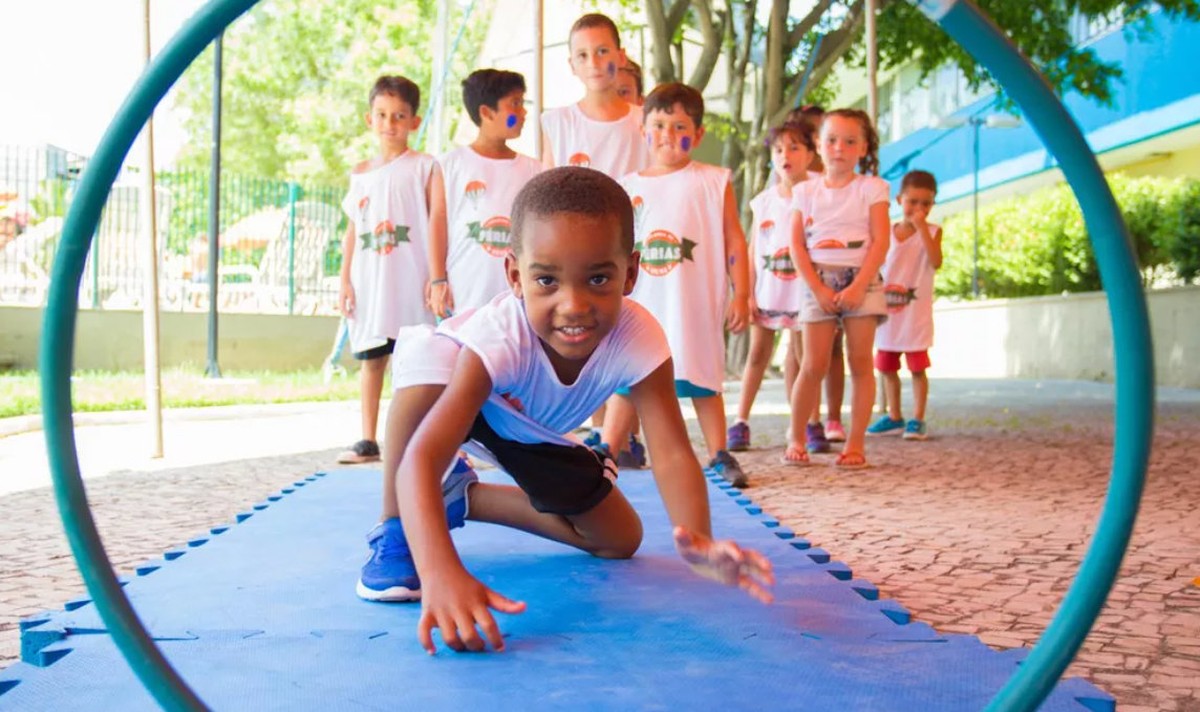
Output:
top-left (172, 0), bottom-right (487, 185)
top-left (937, 173), bottom-right (1200, 299)
top-left (28, 178), bottom-right (72, 222)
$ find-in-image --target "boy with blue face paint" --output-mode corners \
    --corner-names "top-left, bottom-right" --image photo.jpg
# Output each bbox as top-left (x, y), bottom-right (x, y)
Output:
top-left (601, 83), bottom-right (752, 488)
top-left (430, 70), bottom-right (543, 317)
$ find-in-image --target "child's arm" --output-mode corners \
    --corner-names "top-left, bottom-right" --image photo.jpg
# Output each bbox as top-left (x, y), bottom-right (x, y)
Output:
top-left (914, 213), bottom-right (943, 269)
top-left (745, 222), bottom-right (760, 317)
top-left (338, 221), bottom-right (357, 317)
top-left (836, 200), bottom-right (890, 311)
top-left (721, 181), bottom-right (750, 333)
top-left (397, 348), bottom-right (526, 654)
top-left (788, 208), bottom-right (836, 314)
top-left (629, 359), bottom-right (774, 603)
top-left (426, 164), bottom-right (453, 317)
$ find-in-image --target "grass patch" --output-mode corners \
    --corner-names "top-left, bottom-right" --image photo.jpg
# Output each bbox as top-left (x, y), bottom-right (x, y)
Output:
top-left (0, 368), bottom-right (361, 419)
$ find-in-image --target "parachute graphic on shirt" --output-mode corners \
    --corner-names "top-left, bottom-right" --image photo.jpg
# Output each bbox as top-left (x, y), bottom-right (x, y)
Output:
top-left (636, 229), bottom-right (697, 277)
top-left (759, 219), bottom-right (775, 242)
top-left (884, 283), bottom-right (918, 312)
top-left (761, 247), bottom-right (797, 280)
top-left (568, 152), bottom-right (591, 168)
top-left (464, 180), bottom-right (487, 212)
top-left (466, 216), bottom-right (512, 257)
top-left (360, 220), bottom-right (411, 254)
top-left (631, 196), bottom-right (646, 233)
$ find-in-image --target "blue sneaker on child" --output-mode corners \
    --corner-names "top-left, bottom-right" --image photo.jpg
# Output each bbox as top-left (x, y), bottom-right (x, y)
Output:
top-left (582, 428), bottom-right (602, 448)
top-left (727, 421), bottom-right (750, 451)
top-left (705, 450), bottom-right (748, 488)
top-left (902, 419), bottom-right (929, 441)
top-left (867, 415), bottom-right (906, 435)
top-left (356, 458), bottom-right (477, 602)
top-left (616, 434), bottom-right (647, 468)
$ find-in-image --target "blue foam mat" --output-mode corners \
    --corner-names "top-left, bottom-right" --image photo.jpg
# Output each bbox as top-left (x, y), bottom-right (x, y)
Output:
top-left (2, 468), bottom-right (1113, 711)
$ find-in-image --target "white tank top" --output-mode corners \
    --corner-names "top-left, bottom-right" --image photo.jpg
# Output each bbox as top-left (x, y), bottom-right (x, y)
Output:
top-left (622, 162), bottom-right (731, 392)
top-left (340, 151), bottom-right (436, 352)
top-left (541, 103), bottom-right (649, 179)
top-left (438, 146), bottom-right (543, 311)
top-left (876, 222), bottom-right (940, 352)
top-left (749, 184), bottom-right (803, 327)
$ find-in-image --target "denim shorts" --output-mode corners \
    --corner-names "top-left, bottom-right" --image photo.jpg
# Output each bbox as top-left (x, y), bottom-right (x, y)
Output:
top-left (798, 264), bottom-right (887, 325)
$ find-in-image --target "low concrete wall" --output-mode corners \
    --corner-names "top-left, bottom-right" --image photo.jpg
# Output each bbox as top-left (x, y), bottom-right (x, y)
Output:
top-left (2, 286), bottom-right (1197, 386)
top-left (930, 285), bottom-right (1199, 388)
top-left (0, 307), bottom-right (347, 372)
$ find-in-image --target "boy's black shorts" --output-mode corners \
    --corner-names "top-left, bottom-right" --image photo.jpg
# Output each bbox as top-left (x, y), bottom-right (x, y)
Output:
top-left (466, 416), bottom-right (614, 516)
top-left (353, 338), bottom-right (396, 361)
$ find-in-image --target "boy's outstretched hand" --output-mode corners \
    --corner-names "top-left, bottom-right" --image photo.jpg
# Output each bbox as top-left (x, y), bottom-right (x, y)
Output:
top-left (673, 526), bottom-right (775, 604)
top-left (418, 568), bottom-right (527, 654)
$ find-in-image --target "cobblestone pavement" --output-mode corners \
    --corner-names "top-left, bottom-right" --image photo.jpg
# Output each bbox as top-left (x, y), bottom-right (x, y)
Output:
top-left (1, 379), bottom-right (1197, 711)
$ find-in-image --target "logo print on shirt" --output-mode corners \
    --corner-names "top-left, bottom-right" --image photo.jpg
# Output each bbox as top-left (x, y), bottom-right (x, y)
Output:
top-left (761, 247), bottom-right (797, 281)
top-left (884, 283), bottom-right (917, 312)
top-left (632, 196), bottom-right (646, 233)
top-left (464, 180), bottom-right (487, 212)
top-left (637, 229), bottom-right (697, 277)
top-left (360, 220), bottom-right (411, 254)
top-left (759, 220), bottom-right (775, 243)
top-left (568, 152), bottom-right (591, 168)
top-left (466, 216), bottom-right (512, 257)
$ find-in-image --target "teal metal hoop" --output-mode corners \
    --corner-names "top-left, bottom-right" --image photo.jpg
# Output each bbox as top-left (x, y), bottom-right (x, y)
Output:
top-left (39, 0), bottom-right (1153, 709)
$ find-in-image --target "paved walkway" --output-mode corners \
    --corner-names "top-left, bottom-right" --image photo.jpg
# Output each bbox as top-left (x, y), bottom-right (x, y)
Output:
top-left (1, 378), bottom-right (1197, 711)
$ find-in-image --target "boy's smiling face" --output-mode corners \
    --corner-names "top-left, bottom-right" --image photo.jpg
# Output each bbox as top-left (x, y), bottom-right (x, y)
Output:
top-left (366, 93), bottom-right (420, 152)
top-left (644, 103), bottom-right (703, 169)
top-left (505, 212), bottom-right (638, 377)
top-left (568, 26), bottom-right (625, 93)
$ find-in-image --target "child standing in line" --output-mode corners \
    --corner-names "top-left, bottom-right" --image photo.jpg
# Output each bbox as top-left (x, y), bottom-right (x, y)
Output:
top-left (542, 13), bottom-right (651, 461)
top-left (868, 170), bottom-right (943, 440)
top-left (784, 109), bottom-right (890, 469)
top-left (615, 59), bottom-right (645, 106)
top-left (727, 120), bottom-right (816, 451)
top-left (429, 69), bottom-right (543, 318)
top-left (356, 168), bottom-right (774, 638)
top-left (336, 75), bottom-right (442, 465)
top-left (600, 83), bottom-right (751, 487)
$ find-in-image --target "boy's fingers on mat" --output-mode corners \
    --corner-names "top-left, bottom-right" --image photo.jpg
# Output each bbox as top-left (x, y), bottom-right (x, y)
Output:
top-left (487, 588), bottom-right (527, 615)
top-left (478, 610), bottom-right (506, 652)
top-left (418, 612), bottom-right (438, 654)
top-left (739, 575), bottom-right (775, 605)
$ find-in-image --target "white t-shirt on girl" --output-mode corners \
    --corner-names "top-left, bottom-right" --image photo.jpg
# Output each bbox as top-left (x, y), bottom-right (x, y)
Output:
top-left (876, 222), bottom-right (941, 352)
top-left (622, 162), bottom-right (731, 392)
top-left (541, 103), bottom-right (649, 179)
top-left (438, 146), bottom-right (543, 311)
top-left (340, 150), bottom-right (436, 353)
top-left (790, 174), bottom-right (890, 267)
top-left (748, 180), bottom-right (815, 330)
top-left (396, 293), bottom-right (672, 447)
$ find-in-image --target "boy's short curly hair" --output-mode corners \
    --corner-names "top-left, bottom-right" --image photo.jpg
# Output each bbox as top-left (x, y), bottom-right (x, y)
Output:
top-left (511, 167), bottom-right (634, 256)
top-left (461, 69), bottom-right (526, 127)
top-left (369, 75), bottom-right (421, 114)
top-left (901, 169), bottom-right (938, 195)
top-left (643, 82), bottom-right (704, 129)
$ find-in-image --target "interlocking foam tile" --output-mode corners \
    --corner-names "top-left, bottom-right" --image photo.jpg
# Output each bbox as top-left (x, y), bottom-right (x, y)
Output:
top-left (4, 468), bottom-right (1112, 711)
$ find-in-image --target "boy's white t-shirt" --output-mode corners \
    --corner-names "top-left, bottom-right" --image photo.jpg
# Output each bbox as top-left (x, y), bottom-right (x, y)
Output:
top-left (622, 162), bottom-right (731, 392)
top-left (541, 103), bottom-right (649, 179)
top-left (438, 146), bottom-right (543, 311)
top-left (340, 151), bottom-right (436, 352)
top-left (432, 293), bottom-right (672, 446)
top-left (790, 174), bottom-right (890, 267)
top-left (876, 222), bottom-right (941, 352)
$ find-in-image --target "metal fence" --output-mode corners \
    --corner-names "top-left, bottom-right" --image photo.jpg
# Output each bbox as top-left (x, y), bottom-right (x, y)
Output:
top-left (0, 145), bottom-right (347, 315)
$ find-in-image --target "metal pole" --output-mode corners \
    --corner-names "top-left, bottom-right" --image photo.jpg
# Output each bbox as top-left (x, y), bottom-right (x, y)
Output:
top-left (430, 0), bottom-right (449, 155)
top-left (287, 181), bottom-right (298, 314)
top-left (141, 0), bottom-right (164, 457)
top-left (206, 33), bottom-right (223, 378)
top-left (866, 0), bottom-right (878, 124)
top-left (972, 119), bottom-right (980, 298)
top-left (532, 0), bottom-right (543, 160)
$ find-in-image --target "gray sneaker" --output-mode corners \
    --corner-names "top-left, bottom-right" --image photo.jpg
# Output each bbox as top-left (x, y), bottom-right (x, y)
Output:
top-left (705, 449), bottom-right (748, 488)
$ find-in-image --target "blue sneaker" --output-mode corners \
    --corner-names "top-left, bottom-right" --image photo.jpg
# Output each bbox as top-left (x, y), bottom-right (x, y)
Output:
top-left (867, 415), bottom-right (906, 435)
top-left (902, 419), bottom-right (929, 441)
top-left (356, 458), bottom-right (477, 602)
top-left (582, 428), bottom-right (602, 448)
top-left (805, 422), bottom-right (831, 453)
top-left (705, 450), bottom-right (748, 488)
top-left (727, 421), bottom-right (750, 451)
top-left (616, 434), bottom-right (647, 468)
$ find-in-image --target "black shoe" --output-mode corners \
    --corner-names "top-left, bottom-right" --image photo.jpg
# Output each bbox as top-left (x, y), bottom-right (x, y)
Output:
top-left (705, 450), bottom-right (748, 488)
top-left (338, 439), bottom-right (380, 464)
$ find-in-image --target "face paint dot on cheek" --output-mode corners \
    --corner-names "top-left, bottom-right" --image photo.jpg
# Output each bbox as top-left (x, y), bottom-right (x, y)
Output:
top-left (680, 137), bottom-right (691, 152)
top-left (506, 114), bottom-right (518, 128)
top-left (607, 62), bottom-right (616, 77)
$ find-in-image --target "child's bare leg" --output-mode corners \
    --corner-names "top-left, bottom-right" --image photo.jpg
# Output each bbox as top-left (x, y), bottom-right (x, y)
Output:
top-left (883, 369), bottom-right (903, 421)
top-left (789, 321), bottom-right (836, 447)
top-left (359, 355), bottom-right (389, 442)
top-left (600, 393), bottom-right (637, 453)
top-left (380, 385), bottom-right (445, 520)
top-left (912, 370), bottom-right (929, 421)
top-left (784, 330), bottom-right (801, 399)
top-left (736, 325), bottom-right (776, 423)
top-left (466, 483), bottom-right (642, 559)
top-left (840, 316), bottom-right (879, 456)
top-left (590, 404), bottom-right (607, 429)
top-left (826, 333), bottom-right (845, 423)
top-left (693, 393), bottom-right (728, 460)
